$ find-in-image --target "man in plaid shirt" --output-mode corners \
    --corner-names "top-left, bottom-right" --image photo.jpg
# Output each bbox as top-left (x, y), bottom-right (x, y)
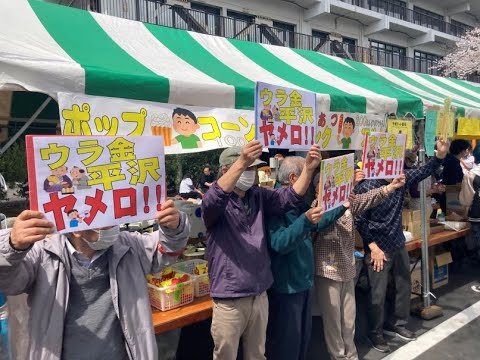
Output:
top-left (355, 140), bottom-right (449, 353)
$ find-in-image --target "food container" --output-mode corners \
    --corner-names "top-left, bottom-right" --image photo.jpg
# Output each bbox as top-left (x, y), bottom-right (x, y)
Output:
top-left (172, 259), bottom-right (210, 297)
top-left (147, 271), bottom-right (194, 311)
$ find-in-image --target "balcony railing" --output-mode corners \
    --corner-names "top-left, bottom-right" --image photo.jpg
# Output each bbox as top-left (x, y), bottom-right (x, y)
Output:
top-left (67, 1), bottom-right (478, 82)
top-left (340, 0), bottom-right (473, 37)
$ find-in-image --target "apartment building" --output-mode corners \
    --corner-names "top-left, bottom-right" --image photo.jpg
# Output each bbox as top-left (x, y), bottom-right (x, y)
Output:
top-left (54, 1), bottom-right (480, 81)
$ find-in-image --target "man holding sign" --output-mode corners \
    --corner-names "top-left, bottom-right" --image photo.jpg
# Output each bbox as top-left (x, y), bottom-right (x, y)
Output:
top-left (355, 139), bottom-right (449, 353)
top-left (0, 201), bottom-right (190, 360)
top-left (202, 141), bottom-right (320, 360)
top-left (265, 156), bottom-right (348, 360)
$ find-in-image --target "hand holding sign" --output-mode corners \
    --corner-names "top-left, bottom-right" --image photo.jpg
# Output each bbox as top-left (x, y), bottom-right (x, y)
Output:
top-left (305, 144), bottom-right (322, 173)
top-left (9, 210), bottom-right (55, 251)
top-left (435, 139), bottom-right (449, 159)
top-left (239, 140), bottom-right (263, 169)
top-left (305, 206), bottom-right (324, 225)
top-left (156, 200), bottom-right (180, 229)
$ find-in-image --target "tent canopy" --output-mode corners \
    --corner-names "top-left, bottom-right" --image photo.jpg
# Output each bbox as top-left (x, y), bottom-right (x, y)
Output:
top-left (2, 0), bottom-right (480, 118)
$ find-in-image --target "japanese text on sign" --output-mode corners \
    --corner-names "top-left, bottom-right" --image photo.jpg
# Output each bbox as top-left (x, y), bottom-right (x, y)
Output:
top-left (26, 135), bottom-right (166, 234)
top-left (319, 154), bottom-right (355, 212)
top-left (387, 119), bottom-right (413, 149)
top-left (362, 132), bottom-right (406, 180)
top-left (58, 93), bottom-right (255, 155)
top-left (316, 112), bottom-right (387, 150)
top-left (255, 82), bottom-right (316, 150)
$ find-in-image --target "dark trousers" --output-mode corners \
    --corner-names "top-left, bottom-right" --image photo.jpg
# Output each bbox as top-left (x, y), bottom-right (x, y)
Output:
top-left (266, 290), bottom-right (311, 360)
top-left (180, 191), bottom-right (202, 199)
top-left (365, 246), bottom-right (411, 336)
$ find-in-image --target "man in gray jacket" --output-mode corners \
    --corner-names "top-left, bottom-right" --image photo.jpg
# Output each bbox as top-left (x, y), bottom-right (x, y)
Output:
top-left (0, 199), bottom-right (190, 360)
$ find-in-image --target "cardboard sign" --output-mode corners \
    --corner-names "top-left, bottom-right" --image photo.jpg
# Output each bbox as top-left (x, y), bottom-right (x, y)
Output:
top-left (425, 111), bottom-right (437, 157)
top-left (387, 119), bottom-right (413, 149)
top-left (26, 135), bottom-right (166, 233)
top-left (362, 132), bottom-right (406, 179)
top-left (318, 154), bottom-right (355, 212)
top-left (255, 82), bottom-right (316, 150)
top-left (58, 93), bottom-right (255, 155)
top-left (317, 112), bottom-right (387, 150)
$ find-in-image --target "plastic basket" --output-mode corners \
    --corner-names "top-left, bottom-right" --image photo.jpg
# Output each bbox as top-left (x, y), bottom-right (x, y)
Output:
top-left (147, 271), bottom-right (194, 311)
top-left (172, 259), bottom-right (210, 297)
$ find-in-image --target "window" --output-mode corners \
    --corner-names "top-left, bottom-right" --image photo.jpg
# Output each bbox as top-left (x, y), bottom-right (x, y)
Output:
top-left (226, 10), bottom-right (255, 41)
top-left (342, 37), bottom-right (357, 59)
top-left (271, 21), bottom-right (295, 47)
top-left (370, 40), bottom-right (406, 69)
top-left (450, 19), bottom-right (470, 37)
top-left (312, 30), bottom-right (329, 52)
top-left (414, 51), bottom-right (441, 75)
top-left (370, 0), bottom-right (407, 20)
top-left (413, 6), bottom-right (445, 32)
top-left (190, 2), bottom-right (221, 35)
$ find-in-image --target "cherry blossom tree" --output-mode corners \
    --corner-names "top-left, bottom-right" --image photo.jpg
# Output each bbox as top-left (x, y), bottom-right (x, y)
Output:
top-left (436, 28), bottom-right (480, 79)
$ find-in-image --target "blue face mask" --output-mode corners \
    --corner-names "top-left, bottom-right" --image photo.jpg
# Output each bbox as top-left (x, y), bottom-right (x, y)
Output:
top-left (82, 226), bottom-right (120, 251)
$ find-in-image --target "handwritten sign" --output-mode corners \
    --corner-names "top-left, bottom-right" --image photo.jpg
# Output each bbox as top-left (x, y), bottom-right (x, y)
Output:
top-left (58, 93), bottom-right (255, 155)
top-left (436, 98), bottom-right (454, 140)
top-left (387, 119), bottom-right (413, 149)
top-left (362, 132), bottom-right (406, 179)
top-left (255, 82), bottom-right (316, 150)
top-left (425, 111), bottom-right (438, 156)
top-left (26, 135), bottom-right (166, 234)
top-left (317, 112), bottom-right (387, 150)
top-left (319, 154), bottom-right (355, 212)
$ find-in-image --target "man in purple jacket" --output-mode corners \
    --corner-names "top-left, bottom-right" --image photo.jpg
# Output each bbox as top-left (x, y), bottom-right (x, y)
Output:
top-left (202, 140), bottom-right (321, 360)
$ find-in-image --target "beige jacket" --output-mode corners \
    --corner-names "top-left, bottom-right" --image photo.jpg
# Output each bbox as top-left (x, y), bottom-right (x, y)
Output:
top-left (0, 213), bottom-right (189, 360)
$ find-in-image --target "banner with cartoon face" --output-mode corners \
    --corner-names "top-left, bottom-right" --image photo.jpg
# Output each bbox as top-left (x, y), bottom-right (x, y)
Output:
top-left (58, 93), bottom-right (255, 154)
top-left (26, 135), bottom-right (166, 233)
top-left (316, 112), bottom-right (387, 150)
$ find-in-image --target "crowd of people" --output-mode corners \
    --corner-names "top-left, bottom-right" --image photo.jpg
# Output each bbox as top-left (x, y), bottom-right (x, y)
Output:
top-left (4, 137), bottom-right (480, 360)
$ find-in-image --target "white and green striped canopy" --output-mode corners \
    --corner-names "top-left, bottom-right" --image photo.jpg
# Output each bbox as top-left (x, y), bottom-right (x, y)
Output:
top-left (2, 0), bottom-right (480, 118)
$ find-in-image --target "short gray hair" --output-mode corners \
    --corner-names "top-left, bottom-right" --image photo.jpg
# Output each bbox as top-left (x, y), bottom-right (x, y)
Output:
top-left (278, 156), bottom-right (305, 184)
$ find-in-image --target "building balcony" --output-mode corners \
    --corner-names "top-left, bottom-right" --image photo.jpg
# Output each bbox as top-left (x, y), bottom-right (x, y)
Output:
top-left (67, 0), bottom-right (477, 82)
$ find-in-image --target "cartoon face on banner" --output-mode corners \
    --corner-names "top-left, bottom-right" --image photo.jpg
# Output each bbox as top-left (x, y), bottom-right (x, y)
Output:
top-left (319, 154), bottom-right (355, 212)
top-left (362, 132), bottom-right (406, 179)
top-left (316, 112), bottom-right (387, 150)
top-left (58, 93), bottom-right (255, 155)
top-left (26, 135), bottom-right (166, 233)
top-left (255, 82), bottom-right (316, 150)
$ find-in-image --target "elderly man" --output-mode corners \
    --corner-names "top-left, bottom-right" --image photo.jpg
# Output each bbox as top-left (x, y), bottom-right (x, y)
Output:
top-left (202, 141), bottom-right (321, 360)
top-left (0, 200), bottom-right (190, 360)
top-left (265, 156), bottom-right (348, 360)
top-left (355, 140), bottom-right (448, 353)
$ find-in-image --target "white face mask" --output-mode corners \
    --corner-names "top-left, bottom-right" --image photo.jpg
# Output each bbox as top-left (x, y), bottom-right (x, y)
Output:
top-left (82, 226), bottom-right (120, 251)
top-left (236, 170), bottom-right (256, 191)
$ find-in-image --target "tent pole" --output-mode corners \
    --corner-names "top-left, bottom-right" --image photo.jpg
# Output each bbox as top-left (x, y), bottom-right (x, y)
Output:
top-left (413, 117), bottom-right (442, 320)
top-left (0, 96), bottom-right (52, 156)
top-left (418, 142), bottom-right (431, 309)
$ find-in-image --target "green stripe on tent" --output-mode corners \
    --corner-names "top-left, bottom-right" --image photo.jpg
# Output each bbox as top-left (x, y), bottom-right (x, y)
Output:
top-left (417, 73), bottom-right (480, 107)
top-left (29, 0), bottom-right (170, 102)
top-left (293, 49), bottom-right (423, 117)
top-left (144, 24), bottom-right (254, 109)
top-left (229, 40), bottom-right (366, 113)
top-left (385, 68), bottom-right (476, 109)
top-left (447, 77), bottom-right (480, 96)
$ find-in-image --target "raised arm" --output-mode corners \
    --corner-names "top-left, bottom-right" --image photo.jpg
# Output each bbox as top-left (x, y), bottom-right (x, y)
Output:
top-left (292, 145), bottom-right (321, 196)
top-left (405, 140), bottom-right (448, 187)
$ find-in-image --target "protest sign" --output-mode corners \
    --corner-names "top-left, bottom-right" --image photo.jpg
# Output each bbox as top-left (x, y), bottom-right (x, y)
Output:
top-left (317, 112), bottom-right (387, 150)
top-left (425, 111), bottom-right (438, 157)
top-left (318, 154), bottom-right (355, 212)
top-left (436, 98), bottom-right (454, 140)
top-left (58, 93), bottom-right (255, 155)
top-left (26, 135), bottom-right (166, 234)
top-left (255, 82), bottom-right (316, 150)
top-left (362, 132), bottom-right (406, 179)
top-left (456, 117), bottom-right (480, 139)
top-left (387, 119), bottom-right (413, 149)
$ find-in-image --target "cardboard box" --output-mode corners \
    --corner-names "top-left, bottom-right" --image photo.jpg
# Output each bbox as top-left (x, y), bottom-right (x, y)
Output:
top-left (429, 251), bottom-right (453, 289)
